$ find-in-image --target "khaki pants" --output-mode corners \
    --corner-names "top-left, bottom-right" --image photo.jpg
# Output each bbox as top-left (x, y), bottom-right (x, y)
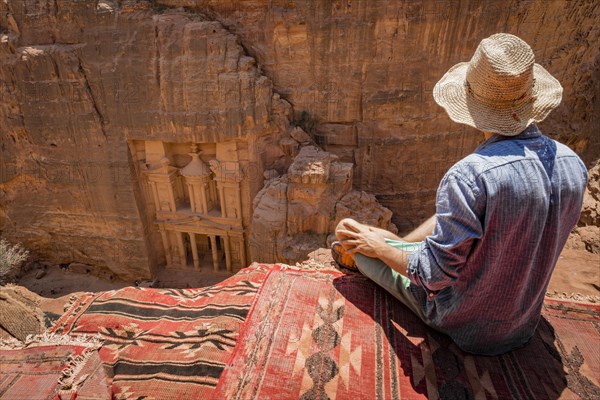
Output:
top-left (354, 240), bottom-right (428, 323)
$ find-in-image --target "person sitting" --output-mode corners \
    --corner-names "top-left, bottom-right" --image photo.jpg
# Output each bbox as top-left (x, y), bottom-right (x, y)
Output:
top-left (332, 33), bottom-right (588, 356)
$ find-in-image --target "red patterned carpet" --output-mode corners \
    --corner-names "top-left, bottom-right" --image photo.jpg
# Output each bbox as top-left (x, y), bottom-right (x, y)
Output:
top-left (0, 334), bottom-right (110, 400)
top-left (4, 263), bottom-right (595, 400)
top-left (47, 264), bottom-right (269, 399)
top-left (215, 266), bottom-right (600, 400)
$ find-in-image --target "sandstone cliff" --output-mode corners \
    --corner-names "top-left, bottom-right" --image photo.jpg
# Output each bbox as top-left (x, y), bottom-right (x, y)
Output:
top-left (1, 2), bottom-right (288, 278)
top-left (160, 0), bottom-right (599, 231)
top-left (1, 0), bottom-right (598, 278)
top-left (567, 159), bottom-right (600, 254)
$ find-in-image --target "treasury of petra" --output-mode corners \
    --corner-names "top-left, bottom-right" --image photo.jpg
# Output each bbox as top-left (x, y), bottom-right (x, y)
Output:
top-left (0, 1), bottom-right (597, 287)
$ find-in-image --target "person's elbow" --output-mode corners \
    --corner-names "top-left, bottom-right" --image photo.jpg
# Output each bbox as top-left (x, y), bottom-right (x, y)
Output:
top-left (407, 245), bottom-right (460, 295)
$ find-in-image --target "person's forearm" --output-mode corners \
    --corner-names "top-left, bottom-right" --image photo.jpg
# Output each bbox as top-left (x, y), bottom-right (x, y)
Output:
top-left (401, 215), bottom-right (436, 242)
top-left (367, 226), bottom-right (402, 241)
top-left (375, 245), bottom-right (411, 277)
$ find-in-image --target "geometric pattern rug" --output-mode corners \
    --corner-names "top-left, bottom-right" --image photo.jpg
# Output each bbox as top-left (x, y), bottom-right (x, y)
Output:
top-left (48, 265), bottom-right (269, 400)
top-left (33, 263), bottom-right (599, 399)
top-left (215, 265), bottom-right (600, 400)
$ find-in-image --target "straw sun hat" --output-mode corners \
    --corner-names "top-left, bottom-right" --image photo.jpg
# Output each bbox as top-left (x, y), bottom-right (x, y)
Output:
top-left (433, 33), bottom-right (563, 136)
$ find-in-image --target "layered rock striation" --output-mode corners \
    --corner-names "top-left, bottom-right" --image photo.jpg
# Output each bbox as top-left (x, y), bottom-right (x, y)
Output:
top-left (159, 0), bottom-right (599, 231)
top-left (1, 2), bottom-right (288, 279)
top-left (1, 0), bottom-right (597, 278)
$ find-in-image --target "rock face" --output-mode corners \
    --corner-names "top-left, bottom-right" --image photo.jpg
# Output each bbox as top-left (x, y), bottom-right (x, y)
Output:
top-left (335, 191), bottom-right (395, 234)
top-left (567, 160), bottom-right (600, 254)
top-left (158, 0), bottom-right (599, 232)
top-left (250, 140), bottom-right (396, 263)
top-left (0, 2), bottom-right (289, 279)
top-left (1, 0), bottom-right (598, 278)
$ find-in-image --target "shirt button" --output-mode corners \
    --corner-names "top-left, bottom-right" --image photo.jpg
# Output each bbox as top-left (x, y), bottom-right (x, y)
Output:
top-left (429, 293), bottom-right (434, 298)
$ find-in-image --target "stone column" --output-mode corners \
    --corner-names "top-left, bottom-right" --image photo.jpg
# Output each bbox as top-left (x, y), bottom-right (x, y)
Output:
top-left (144, 159), bottom-right (179, 213)
top-left (239, 237), bottom-right (246, 269)
top-left (159, 227), bottom-right (173, 268)
top-left (189, 233), bottom-right (199, 270)
top-left (176, 231), bottom-right (186, 267)
top-left (235, 186), bottom-right (242, 220)
top-left (168, 187), bottom-right (177, 212)
top-left (150, 181), bottom-right (160, 211)
top-left (187, 183), bottom-right (196, 212)
top-left (210, 181), bottom-right (218, 207)
top-left (217, 184), bottom-right (226, 217)
top-left (209, 235), bottom-right (219, 272)
top-left (223, 236), bottom-right (232, 272)
top-left (200, 183), bottom-right (208, 214)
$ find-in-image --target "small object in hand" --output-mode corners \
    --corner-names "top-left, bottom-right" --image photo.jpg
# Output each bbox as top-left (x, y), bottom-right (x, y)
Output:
top-left (331, 242), bottom-right (358, 271)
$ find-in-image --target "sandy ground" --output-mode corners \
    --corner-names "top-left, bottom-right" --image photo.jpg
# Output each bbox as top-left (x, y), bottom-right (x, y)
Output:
top-left (547, 248), bottom-right (600, 300)
top-left (18, 265), bottom-right (233, 298)
top-left (10, 247), bottom-right (600, 319)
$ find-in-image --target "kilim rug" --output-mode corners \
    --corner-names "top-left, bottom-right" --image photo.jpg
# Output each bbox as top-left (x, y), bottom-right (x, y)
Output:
top-left (47, 264), bottom-right (269, 400)
top-left (215, 265), bottom-right (600, 400)
top-left (0, 333), bottom-right (110, 400)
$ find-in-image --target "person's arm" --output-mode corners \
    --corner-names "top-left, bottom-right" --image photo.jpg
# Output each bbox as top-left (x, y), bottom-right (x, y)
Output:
top-left (337, 225), bottom-right (412, 276)
top-left (407, 173), bottom-right (483, 294)
top-left (372, 245), bottom-right (412, 277)
top-left (338, 219), bottom-right (402, 241)
top-left (340, 172), bottom-right (483, 295)
top-left (401, 215), bottom-right (436, 242)
top-left (338, 216), bottom-right (435, 243)
top-left (367, 225), bottom-right (403, 241)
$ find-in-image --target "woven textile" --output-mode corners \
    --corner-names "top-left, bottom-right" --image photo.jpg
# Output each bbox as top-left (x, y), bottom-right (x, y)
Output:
top-left (48, 265), bottom-right (268, 399)
top-left (0, 335), bottom-right (109, 400)
top-left (215, 265), bottom-right (600, 400)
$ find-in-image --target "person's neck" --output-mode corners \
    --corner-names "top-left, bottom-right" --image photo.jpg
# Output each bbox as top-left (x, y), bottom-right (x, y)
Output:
top-left (483, 131), bottom-right (495, 140)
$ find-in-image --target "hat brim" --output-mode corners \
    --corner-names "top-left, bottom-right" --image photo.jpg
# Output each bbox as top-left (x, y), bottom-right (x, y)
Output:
top-left (433, 62), bottom-right (563, 136)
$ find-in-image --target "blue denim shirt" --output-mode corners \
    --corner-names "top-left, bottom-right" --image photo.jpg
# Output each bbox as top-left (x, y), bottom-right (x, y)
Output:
top-left (407, 124), bottom-right (588, 355)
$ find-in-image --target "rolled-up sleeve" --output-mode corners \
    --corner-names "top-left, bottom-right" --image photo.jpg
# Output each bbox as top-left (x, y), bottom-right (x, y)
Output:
top-left (408, 171), bottom-right (483, 296)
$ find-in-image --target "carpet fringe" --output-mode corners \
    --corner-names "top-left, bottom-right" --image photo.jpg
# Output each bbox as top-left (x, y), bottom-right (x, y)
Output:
top-left (57, 339), bottom-right (102, 391)
top-left (0, 331), bottom-right (103, 350)
top-left (0, 332), bottom-right (104, 392)
top-left (63, 292), bottom-right (86, 312)
top-left (281, 260), bottom-right (334, 271)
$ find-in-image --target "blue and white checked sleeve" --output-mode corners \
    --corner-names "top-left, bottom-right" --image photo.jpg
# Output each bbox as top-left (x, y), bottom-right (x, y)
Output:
top-left (407, 171), bottom-right (484, 295)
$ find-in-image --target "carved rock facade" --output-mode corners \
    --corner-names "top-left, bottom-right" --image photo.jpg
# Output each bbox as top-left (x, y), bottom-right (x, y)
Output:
top-left (251, 141), bottom-right (396, 264)
top-left (0, 2), bottom-right (396, 279)
top-left (1, 1), bottom-right (597, 279)
top-left (0, 4), bottom-right (289, 279)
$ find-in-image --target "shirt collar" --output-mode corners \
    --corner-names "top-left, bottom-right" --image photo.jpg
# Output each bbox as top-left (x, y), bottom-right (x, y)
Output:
top-left (478, 124), bottom-right (542, 150)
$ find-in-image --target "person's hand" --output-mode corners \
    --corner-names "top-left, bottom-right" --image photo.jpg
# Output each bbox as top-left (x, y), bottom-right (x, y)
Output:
top-left (337, 220), bottom-right (388, 258)
top-left (335, 219), bottom-right (362, 241)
